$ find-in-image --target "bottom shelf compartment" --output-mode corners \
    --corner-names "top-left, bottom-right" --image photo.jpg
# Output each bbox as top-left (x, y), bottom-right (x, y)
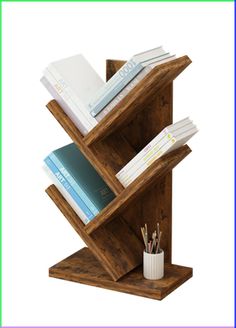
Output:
top-left (49, 247), bottom-right (193, 300)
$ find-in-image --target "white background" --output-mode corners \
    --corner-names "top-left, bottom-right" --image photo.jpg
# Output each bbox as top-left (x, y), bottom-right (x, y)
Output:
top-left (2, 2), bottom-right (234, 326)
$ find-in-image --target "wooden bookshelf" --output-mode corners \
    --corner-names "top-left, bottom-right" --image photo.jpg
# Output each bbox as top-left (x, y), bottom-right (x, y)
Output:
top-left (45, 56), bottom-right (193, 299)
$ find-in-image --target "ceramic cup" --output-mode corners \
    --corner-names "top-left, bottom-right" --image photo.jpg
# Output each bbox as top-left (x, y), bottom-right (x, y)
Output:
top-left (143, 250), bottom-right (164, 280)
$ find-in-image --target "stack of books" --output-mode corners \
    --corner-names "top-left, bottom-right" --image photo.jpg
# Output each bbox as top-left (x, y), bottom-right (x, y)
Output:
top-left (41, 46), bottom-right (176, 135)
top-left (44, 143), bottom-right (115, 224)
top-left (41, 54), bottom-right (103, 136)
top-left (116, 118), bottom-right (198, 187)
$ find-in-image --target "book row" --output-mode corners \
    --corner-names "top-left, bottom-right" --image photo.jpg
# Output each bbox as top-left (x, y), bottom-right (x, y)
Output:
top-left (41, 46), bottom-right (176, 135)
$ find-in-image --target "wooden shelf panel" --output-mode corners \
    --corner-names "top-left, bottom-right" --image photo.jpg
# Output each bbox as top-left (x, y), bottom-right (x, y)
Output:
top-left (46, 100), bottom-right (124, 196)
top-left (46, 184), bottom-right (143, 281)
top-left (84, 56), bottom-right (191, 146)
top-left (49, 247), bottom-right (193, 300)
top-left (85, 145), bottom-right (191, 234)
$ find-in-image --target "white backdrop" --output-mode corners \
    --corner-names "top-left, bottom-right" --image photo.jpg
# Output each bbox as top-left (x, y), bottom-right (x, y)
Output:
top-left (2, 2), bottom-right (234, 326)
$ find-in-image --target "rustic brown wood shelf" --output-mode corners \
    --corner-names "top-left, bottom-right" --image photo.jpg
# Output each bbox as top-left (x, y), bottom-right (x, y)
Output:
top-left (49, 247), bottom-right (193, 300)
top-left (84, 145), bottom-right (191, 235)
top-left (45, 56), bottom-right (193, 299)
top-left (84, 56), bottom-right (191, 145)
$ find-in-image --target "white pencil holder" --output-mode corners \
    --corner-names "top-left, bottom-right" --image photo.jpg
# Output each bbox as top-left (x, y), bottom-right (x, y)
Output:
top-left (143, 250), bottom-right (164, 280)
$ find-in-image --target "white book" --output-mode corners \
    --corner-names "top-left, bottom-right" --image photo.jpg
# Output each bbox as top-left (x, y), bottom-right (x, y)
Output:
top-left (116, 118), bottom-right (192, 179)
top-left (96, 54), bottom-right (176, 122)
top-left (118, 122), bottom-right (195, 183)
top-left (43, 165), bottom-right (90, 225)
top-left (48, 54), bottom-right (104, 104)
top-left (46, 65), bottom-right (97, 129)
top-left (42, 54), bottom-right (104, 130)
top-left (43, 69), bottom-right (95, 134)
top-left (41, 76), bottom-right (88, 135)
top-left (119, 126), bottom-right (198, 187)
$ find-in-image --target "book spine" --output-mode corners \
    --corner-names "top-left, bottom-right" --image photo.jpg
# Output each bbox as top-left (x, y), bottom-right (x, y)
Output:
top-left (43, 165), bottom-right (90, 225)
top-left (41, 76), bottom-right (88, 135)
top-left (47, 65), bottom-right (97, 129)
top-left (116, 128), bottom-right (169, 179)
top-left (119, 137), bottom-right (177, 187)
top-left (118, 133), bottom-right (174, 185)
top-left (44, 157), bottom-right (94, 220)
top-left (49, 153), bottom-right (99, 216)
top-left (96, 66), bottom-right (153, 122)
top-left (89, 60), bottom-right (144, 117)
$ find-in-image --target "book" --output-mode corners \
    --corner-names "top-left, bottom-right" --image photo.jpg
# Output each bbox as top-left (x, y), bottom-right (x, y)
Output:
top-left (41, 75), bottom-right (88, 136)
top-left (41, 69), bottom-right (94, 135)
top-left (49, 152), bottom-right (99, 216)
top-left (116, 117), bottom-right (192, 180)
top-left (47, 143), bottom-right (115, 212)
top-left (96, 54), bottom-right (176, 122)
top-left (44, 156), bottom-right (95, 221)
top-left (117, 121), bottom-right (195, 184)
top-left (119, 126), bottom-right (198, 187)
top-left (88, 46), bottom-right (169, 117)
top-left (41, 54), bottom-right (105, 135)
top-left (43, 164), bottom-right (91, 225)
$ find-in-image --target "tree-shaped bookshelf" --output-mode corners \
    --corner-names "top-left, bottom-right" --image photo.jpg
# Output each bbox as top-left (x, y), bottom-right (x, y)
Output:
top-left (45, 56), bottom-right (193, 300)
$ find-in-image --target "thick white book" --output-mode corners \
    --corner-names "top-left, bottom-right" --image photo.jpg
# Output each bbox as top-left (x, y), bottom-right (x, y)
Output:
top-left (48, 54), bottom-right (104, 104)
top-left (47, 55), bottom-right (101, 127)
top-left (119, 126), bottom-right (198, 187)
top-left (116, 118), bottom-right (192, 179)
top-left (43, 165), bottom-right (90, 225)
top-left (88, 46), bottom-right (169, 117)
top-left (41, 75), bottom-right (88, 135)
top-left (42, 54), bottom-right (104, 133)
top-left (42, 70), bottom-right (93, 134)
top-left (96, 54), bottom-right (176, 122)
top-left (44, 67), bottom-right (96, 130)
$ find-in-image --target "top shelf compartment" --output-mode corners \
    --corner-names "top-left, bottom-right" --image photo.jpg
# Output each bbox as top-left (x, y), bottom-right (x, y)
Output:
top-left (84, 55), bottom-right (192, 146)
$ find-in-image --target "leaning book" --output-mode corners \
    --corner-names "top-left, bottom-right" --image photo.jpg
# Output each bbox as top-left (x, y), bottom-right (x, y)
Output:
top-left (88, 46), bottom-right (170, 117)
top-left (44, 143), bottom-right (115, 222)
top-left (41, 54), bottom-right (104, 135)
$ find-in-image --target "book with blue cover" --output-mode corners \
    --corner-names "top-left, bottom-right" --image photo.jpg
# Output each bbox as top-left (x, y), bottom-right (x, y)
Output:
top-left (49, 152), bottom-right (99, 216)
top-left (43, 163), bottom-right (92, 224)
top-left (48, 143), bottom-right (115, 213)
top-left (44, 156), bottom-right (95, 222)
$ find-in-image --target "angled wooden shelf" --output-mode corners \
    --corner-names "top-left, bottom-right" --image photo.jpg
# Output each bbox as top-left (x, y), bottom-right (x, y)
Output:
top-left (85, 145), bottom-right (191, 235)
top-left (84, 56), bottom-right (191, 146)
top-left (45, 55), bottom-right (194, 299)
top-left (46, 100), bottom-right (124, 196)
top-left (46, 184), bottom-right (143, 281)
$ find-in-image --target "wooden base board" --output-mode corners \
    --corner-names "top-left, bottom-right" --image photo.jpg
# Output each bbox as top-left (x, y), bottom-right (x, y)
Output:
top-left (49, 248), bottom-right (193, 300)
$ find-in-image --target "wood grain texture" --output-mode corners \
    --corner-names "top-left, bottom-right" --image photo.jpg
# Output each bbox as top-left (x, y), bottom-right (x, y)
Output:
top-left (49, 247), bottom-right (193, 300)
top-left (46, 100), bottom-right (124, 195)
top-left (84, 56), bottom-right (192, 145)
top-left (89, 134), bottom-right (137, 175)
top-left (46, 185), bottom-right (143, 281)
top-left (85, 145), bottom-right (191, 234)
top-left (120, 83), bottom-right (173, 262)
top-left (84, 61), bottom-right (174, 263)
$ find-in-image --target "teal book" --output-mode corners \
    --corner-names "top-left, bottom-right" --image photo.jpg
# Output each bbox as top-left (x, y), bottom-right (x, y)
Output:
top-left (50, 143), bottom-right (115, 212)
